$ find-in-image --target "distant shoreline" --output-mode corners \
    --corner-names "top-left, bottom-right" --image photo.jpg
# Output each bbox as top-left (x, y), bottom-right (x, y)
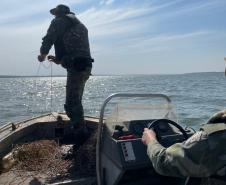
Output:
top-left (0, 72), bottom-right (223, 78)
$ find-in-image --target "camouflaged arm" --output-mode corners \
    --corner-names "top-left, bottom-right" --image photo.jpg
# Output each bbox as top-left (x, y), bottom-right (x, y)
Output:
top-left (147, 131), bottom-right (211, 177)
top-left (147, 140), bottom-right (184, 177)
top-left (40, 19), bottom-right (59, 55)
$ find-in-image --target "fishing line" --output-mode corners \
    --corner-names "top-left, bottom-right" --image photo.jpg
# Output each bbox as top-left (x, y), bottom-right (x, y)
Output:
top-left (40, 61), bottom-right (54, 114)
top-left (36, 62), bottom-right (42, 76)
top-left (49, 62), bottom-right (58, 120)
top-left (50, 61), bottom-right (53, 112)
top-left (13, 50), bottom-right (58, 119)
top-left (27, 61), bottom-right (54, 113)
top-left (26, 62), bottom-right (42, 113)
top-left (25, 58), bottom-right (59, 120)
top-left (42, 60), bottom-right (57, 119)
top-left (41, 61), bottom-right (52, 69)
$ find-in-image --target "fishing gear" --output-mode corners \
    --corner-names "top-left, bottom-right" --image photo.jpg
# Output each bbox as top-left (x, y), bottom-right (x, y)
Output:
top-left (27, 58), bottom-right (56, 118)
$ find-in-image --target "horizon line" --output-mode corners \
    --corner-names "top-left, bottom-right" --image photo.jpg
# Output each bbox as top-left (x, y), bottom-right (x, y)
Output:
top-left (0, 71), bottom-right (223, 78)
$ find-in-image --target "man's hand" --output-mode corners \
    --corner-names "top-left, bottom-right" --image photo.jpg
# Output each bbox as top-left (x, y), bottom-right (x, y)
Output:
top-left (37, 54), bottom-right (47, 62)
top-left (142, 128), bottom-right (156, 145)
top-left (47, 55), bottom-right (61, 65)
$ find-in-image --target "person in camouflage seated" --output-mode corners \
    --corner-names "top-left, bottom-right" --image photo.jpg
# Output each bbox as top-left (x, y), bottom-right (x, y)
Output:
top-left (142, 110), bottom-right (226, 185)
top-left (38, 4), bottom-right (93, 133)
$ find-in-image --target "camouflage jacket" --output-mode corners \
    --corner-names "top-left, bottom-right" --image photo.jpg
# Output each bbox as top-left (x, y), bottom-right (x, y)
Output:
top-left (40, 14), bottom-right (91, 61)
top-left (63, 14), bottom-right (91, 59)
top-left (40, 15), bottom-right (71, 61)
top-left (147, 123), bottom-right (226, 178)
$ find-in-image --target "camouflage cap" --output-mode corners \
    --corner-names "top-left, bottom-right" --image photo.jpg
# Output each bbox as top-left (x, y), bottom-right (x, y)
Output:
top-left (50, 4), bottom-right (74, 15)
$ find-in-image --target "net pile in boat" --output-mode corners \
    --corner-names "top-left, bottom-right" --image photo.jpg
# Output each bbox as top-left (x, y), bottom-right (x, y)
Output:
top-left (73, 131), bottom-right (97, 176)
top-left (12, 140), bottom-right (71, 177)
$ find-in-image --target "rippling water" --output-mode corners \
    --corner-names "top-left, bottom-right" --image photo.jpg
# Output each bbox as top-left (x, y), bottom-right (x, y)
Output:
top-left (0, 72), bottom-right (225, 130)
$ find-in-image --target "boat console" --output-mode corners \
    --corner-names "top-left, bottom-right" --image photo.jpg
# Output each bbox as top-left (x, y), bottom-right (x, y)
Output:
top-left (96, 94), bottom-right (195, 185)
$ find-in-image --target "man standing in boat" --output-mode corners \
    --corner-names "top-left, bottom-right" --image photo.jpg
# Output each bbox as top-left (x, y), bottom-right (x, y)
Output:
top-left (37, 5), bottom-right (93, 135)
top-left (142, 110), bottom-right (226, 184)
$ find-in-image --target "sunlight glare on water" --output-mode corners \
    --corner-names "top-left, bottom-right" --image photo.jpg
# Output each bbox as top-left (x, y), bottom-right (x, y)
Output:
top-left (0, 73), bottom-right (226, 130)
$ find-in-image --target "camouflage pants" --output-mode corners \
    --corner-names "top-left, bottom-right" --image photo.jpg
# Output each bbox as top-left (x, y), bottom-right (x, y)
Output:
top-left (64, 67), bottom-right (91, 128)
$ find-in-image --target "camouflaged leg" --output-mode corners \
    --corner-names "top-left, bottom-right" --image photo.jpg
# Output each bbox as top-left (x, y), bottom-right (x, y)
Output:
top-left (65, 67), bottom-right (91, 128)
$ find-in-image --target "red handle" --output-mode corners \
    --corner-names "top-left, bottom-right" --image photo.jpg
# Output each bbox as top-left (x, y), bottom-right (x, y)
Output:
top-left (119, 134), bottom-right (136, 140)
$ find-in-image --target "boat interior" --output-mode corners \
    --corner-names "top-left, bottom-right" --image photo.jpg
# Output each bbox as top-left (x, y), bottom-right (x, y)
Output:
top-left (0, 113), bottom-right (98, 184)
top-left (0, 93), bottom-right (203, 185)
top-left (97, 93), bottom-right (195, 185)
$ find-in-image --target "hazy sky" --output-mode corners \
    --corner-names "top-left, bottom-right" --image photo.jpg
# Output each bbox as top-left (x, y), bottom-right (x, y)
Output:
top-left (0, 0), bottom-right (226, 75)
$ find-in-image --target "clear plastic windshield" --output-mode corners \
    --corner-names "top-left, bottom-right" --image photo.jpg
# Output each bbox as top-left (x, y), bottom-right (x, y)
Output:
top-left (104, 96), bottom-right (177, 134)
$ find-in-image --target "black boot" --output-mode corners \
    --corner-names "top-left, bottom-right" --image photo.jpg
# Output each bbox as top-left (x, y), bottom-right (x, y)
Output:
top-left (72, 123), bottom-right (90, 146)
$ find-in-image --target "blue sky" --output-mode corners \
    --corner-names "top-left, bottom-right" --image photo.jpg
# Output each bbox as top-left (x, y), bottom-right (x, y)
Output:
top-left (0, 0), bottom-right (226, 75)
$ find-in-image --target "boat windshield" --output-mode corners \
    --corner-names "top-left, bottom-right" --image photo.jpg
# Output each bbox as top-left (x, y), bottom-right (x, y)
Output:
top-left (104, 96), bottom-right (177, 134)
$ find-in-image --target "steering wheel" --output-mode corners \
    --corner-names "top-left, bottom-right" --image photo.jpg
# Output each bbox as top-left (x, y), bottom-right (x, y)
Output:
top-left (148, 119), bottom-right (189, 141)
